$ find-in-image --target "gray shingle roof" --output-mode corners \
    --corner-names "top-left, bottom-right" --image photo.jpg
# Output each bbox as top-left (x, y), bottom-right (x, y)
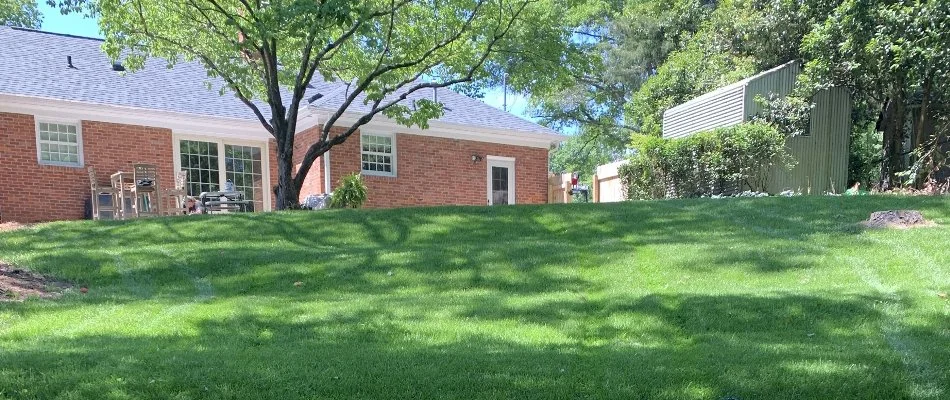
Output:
top-left (0, 26), bottom-right (557, 135)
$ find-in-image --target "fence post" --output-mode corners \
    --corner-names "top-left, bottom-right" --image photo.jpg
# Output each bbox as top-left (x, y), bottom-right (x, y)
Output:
top-left (590, 174), bottom-right (600, 203)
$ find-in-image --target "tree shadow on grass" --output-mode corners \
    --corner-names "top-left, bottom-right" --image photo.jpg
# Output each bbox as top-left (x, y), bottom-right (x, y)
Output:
top-left (1, 196), bottom-right (948, 307)
top-left (0, 293), bottom-right (928, 399)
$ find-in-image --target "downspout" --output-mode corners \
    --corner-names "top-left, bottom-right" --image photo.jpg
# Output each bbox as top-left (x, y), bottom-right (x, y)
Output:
top-left (324, 149), bottom-right (331, 194)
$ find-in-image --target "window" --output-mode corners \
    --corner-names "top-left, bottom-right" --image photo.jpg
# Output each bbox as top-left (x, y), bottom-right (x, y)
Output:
top-left (36, 121), bottom-right (82, 166)
top-left (177, 138), bottom-right (267, 212)
top-left (360, 133), bottom-right (395, 176)
top-left (179, 139), bottom-right (220, 194)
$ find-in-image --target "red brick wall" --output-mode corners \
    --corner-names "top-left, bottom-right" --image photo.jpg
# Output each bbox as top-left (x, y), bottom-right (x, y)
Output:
top-left (268, 138), bottom-right (279, 202)
top-left (323, 127), bottom-right (549, 207)
top-left (292, 127), bottom-right (325, 199)
top-left (0, 112), bottom-right (173, 222)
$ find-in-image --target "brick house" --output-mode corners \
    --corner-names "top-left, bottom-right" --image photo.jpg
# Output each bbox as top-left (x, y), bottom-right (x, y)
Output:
top-left (0, 27), bottom-right (561, 223)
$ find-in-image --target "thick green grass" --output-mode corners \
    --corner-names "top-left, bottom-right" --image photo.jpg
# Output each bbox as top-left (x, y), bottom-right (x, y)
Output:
top-left (0, 196), bottom-right (948, 399)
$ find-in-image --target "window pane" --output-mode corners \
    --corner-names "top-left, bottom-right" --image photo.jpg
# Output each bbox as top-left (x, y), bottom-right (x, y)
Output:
top-left (180, 140), bottom-right (221, 196)
top-left (37, 122), bottom-right (81, 165)
top-left (360, 134), bottom-right (393, 175)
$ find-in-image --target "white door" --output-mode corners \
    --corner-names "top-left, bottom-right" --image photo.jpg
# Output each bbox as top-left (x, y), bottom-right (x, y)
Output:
top-left (486, 156), bottom-right (515, 205)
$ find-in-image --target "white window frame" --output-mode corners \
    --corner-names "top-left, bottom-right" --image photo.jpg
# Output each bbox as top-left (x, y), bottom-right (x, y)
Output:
top-left (360, 132), bottom-right (397, 177)
top-left (35, 118), bottom-right (84, 167)
top-left (172, 133), bottom-right (273, 211)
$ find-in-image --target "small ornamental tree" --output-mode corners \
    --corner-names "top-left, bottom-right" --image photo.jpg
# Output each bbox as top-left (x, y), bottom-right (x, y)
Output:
top-left (75, 0), bottom-right (572, 209)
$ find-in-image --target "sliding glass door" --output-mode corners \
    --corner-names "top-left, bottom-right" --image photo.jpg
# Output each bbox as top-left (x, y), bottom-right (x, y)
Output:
top-left (224, 144), bottom-right (264, 212)
top-left (178, 138), bottom-right (267, 212)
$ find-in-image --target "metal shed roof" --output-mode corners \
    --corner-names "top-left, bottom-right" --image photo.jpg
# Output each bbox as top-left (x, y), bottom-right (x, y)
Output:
top-left (662, 61), bottom-right (800, 139)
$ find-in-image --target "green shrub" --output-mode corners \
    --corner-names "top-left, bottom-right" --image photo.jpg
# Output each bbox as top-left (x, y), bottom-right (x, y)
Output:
top-left (329, 173), bottom-right (368, 209)
top-left (619, 122), bottom-right (791, 199)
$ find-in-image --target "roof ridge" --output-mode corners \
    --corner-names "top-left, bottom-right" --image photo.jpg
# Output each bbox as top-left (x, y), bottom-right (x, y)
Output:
top-left (8, 26), bottom-right (105, 42)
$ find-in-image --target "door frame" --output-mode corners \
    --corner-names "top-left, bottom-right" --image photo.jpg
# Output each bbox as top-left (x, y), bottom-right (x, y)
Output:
top-left (172, 133), bottom-right (272, 211)
top-left (486, 155), bottom-right (516, 205)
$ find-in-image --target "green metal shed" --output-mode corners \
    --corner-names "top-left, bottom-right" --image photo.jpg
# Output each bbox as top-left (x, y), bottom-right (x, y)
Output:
top-left (662, 61), bottom-right (851, 194)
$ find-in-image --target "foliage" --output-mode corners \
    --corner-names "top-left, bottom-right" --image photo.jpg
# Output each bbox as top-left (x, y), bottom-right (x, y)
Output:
top-left (798, 0), bottom-right (950, 188)
top-left (848, 123), bottom-right (883, 187)
top-left (627, 0), bottom-right (843, 136)
top-left (329, 173), bottom-right (367, 209)
top-left (83, 0), bottom-right (583, 209)
top-left (1, 0), bottom-right (41, 28)
top-left (549, 132), bottom-right (626, 183)
top-left (2, 197), bottom-right (950, 398)
top-left (529, 0), bottom-right (844, 174)
top-left (752, 93), bottom-right (814, 138)
top-left (619, 122), bottom-right (790, 199)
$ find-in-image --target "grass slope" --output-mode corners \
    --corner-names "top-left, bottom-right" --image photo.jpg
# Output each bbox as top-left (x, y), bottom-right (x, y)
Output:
top-left (0, 196), bottom-right (948, 399)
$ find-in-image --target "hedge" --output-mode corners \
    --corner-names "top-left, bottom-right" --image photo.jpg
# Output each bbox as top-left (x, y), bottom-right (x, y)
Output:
top-left (618, 122), bottom-right (792, 200)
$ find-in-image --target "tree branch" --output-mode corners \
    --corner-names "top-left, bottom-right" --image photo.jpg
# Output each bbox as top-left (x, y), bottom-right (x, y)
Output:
top-left (293, 0), bottom-right (533, 189)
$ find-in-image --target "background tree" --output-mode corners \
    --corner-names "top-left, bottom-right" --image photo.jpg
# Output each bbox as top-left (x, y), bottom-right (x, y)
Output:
top-left (1, 0), bottom-right (42, 28)
top-left (798, 0), bottom-right (950, 188)
top-left (531, 0), bottom-right (711, 176)
top-left (87, 0), bottom-right (582, 209)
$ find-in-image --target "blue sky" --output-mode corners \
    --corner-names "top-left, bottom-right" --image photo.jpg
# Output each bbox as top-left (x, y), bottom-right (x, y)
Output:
top-left (37, 5), bottom-right (533, 120)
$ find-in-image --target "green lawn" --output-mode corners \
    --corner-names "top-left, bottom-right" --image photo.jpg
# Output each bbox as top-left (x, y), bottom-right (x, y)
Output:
top-left (0, 196), bottom-right (948, 399)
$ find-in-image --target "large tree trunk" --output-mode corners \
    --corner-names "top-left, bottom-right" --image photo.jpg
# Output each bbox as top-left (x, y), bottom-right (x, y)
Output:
top-left (271, 123), bottom-right (302, 210)
top-left (915, 73), bottom-right (934, 185)
top-left (274, 148), bottom-right (301, 210)
top-left (879, 84), bottom-right (906, 190)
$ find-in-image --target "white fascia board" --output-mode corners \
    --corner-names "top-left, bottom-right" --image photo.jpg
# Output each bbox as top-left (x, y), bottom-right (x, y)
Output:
top-left (311, 108), bottom-right (563, 149)
top-left (0, 94), bottom-right (271, 141)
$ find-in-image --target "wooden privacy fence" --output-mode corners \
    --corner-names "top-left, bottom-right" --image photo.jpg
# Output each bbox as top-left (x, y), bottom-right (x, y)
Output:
top-left (548, 173), bottom-right (573, 204)
top-left (548, 160), bottom-right (629, 204)
top-left (592, 160), bottom-right (628, 203)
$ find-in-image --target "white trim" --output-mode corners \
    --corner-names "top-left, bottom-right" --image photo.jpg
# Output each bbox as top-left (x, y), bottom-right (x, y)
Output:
top-left (312, 108), bottom-right (563, 149)
top-left (1, 93), bottom-right (561, 149)
top-left (2, 94), bottom-right (271, 141)
top-left (172, 132), bottom-right (273, 211)
top-left (486, 156), bottom-right (516, 205)
top-left (359, 131), bottom-right (397, 177)
top-left (323, 150), bottom-right (332, 193)
top-left (34, 117), bottom-right (84, 168)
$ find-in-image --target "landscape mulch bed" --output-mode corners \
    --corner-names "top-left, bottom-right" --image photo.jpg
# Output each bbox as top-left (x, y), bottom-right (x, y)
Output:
top-left (0, 263), bottom-right (71, 301)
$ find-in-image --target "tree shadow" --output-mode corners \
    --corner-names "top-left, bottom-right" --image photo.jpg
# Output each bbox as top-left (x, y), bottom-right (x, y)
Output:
top-left (0, 293), bottom-right (930, 399)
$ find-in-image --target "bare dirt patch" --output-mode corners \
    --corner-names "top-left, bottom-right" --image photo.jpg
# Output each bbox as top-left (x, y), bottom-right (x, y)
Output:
top-left (861, 210), bottom-right (935, 229)
top-left (0, 263), bottom-right (72, 301)
top-left (0, 222), bottom-right (32, 232)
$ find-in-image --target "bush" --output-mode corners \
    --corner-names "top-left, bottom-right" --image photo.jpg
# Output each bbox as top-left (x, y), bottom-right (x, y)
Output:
top-left (619, 122), bottom-right (791, 199)
top-left (329, 173), bottom-right (368, 209)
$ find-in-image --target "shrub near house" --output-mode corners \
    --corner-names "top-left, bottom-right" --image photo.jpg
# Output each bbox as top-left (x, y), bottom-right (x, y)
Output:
top-left (619, 122), bottom-right (790, 199)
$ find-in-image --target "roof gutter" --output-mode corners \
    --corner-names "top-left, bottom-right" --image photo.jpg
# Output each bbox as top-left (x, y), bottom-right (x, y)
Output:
top-left (307, 106), bottom-right (563, 149)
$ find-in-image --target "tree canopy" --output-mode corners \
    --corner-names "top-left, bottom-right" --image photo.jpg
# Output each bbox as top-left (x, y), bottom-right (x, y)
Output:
top-left (1, 0), bottom-right (42, 28)
top-left (78, 0), bottom-right (589, 208)
top-left (535, 0), bottom-right (949, 189)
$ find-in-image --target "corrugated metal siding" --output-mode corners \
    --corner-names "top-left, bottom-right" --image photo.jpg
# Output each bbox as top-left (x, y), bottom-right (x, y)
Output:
top-left (744, 62), bottom-right (800, 118)
top-left (662, 85), bottom-right (746, 139)
top-left (767, 87), bottom-right (851, 194)
top-left (660, 60), bottom-right (850, 195)
top-left (662, 61), bottom-right (801, 139)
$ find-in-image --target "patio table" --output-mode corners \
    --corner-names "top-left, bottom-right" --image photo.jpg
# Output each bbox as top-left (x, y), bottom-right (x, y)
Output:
top-left (198, 191), bottom-right (252, 214)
